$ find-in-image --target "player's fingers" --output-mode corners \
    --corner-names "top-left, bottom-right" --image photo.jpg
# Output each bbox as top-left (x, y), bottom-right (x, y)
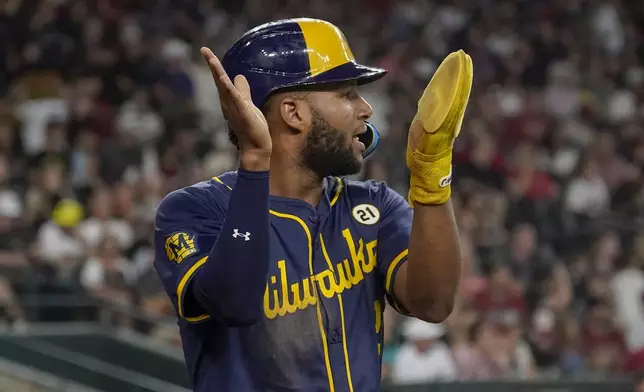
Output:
top-left (200, 47), bottom-right (239, 100)
top-left (200, 47), bottom-right (222, 75)
top-left (233, 75), bottom-right (253, 103)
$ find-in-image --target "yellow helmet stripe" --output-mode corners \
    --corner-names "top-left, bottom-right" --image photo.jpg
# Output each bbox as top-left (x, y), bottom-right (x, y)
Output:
top-left (296, 18), bottom-right (355, 77)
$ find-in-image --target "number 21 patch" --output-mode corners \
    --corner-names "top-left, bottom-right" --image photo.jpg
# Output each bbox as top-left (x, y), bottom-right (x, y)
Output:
top-left (352, 204), bottom-right (380, 225)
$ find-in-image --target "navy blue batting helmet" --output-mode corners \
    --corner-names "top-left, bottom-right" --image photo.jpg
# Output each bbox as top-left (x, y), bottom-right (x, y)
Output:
top-left (222, 18), bottom-right (386, 158)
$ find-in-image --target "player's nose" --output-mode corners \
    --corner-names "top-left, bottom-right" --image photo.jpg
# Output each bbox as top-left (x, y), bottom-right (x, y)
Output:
top-left (356, 94), bottom-right (373, 121)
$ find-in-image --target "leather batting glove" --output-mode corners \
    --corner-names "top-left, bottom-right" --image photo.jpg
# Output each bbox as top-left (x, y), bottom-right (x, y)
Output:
top-left (406, 49), bottom-right (473, 207)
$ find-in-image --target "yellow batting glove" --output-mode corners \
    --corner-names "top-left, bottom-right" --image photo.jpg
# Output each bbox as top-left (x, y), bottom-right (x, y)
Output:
top-left (406, 49), bottom-right (473, 207)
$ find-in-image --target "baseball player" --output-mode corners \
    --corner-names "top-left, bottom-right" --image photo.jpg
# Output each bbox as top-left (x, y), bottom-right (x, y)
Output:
top-left (154, 18), bottom-right (472, 392)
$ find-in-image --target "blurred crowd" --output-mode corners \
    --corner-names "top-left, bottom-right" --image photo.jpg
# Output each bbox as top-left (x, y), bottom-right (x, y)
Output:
top-left (1, 0), bottom-right (644, 386)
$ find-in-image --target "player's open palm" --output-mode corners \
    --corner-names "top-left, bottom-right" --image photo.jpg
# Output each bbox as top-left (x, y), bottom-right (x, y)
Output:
top-left (201, 47), bottom-right (271, 155)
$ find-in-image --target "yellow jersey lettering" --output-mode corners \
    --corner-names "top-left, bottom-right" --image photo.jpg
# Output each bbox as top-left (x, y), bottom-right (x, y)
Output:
top-left (263, 272), bottom-right (283, 319)
top-left (374, 300), bottom-right (382, 355)
top-left (295, 277), bottom-right (317, 310)
top-left (263, 229), bottom-right (379, 319)
top-left (290, 281), bottom-right (303, 310)
top-left (334, 260), bottom-right (353, 291)
top-left (343, 257), bottom-right (364, 286)
top-left (317, 269), bottom-right (338, 298)
top-left (277, 260), bottom-right (300, 315)
top-left (264, 284), bottom-right (278, 320)
top-left (365, 240), bottom-right (378, 273)
top-left (342, 229), bottom-right (365, 270)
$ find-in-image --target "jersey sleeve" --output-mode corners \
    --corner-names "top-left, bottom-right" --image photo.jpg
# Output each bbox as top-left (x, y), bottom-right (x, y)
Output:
top-left (376, 183), bottom-right (413, 315)
top-left (153, 185), bottom-right (226, 323)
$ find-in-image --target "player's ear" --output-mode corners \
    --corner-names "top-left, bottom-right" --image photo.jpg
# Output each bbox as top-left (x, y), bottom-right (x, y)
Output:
top-left (277, 92), bottom-right (311, 134)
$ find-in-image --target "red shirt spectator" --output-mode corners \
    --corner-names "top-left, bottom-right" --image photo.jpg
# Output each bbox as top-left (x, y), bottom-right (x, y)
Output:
top-left (474, 264), bottom-right (526, 314)
top-left (507, 144), bottom-right (558, 200)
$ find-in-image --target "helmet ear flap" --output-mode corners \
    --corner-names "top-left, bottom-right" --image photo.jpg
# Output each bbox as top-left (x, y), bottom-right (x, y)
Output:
top-left (360, 122), bottom-right (380, 158)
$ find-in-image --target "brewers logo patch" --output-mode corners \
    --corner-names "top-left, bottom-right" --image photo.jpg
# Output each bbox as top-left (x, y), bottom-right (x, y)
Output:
top-left (165, 232), bottom-right (198, 264)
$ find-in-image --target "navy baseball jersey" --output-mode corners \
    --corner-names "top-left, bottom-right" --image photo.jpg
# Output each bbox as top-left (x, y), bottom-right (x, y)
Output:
top-left (154, 171), bottom-right (413, 392)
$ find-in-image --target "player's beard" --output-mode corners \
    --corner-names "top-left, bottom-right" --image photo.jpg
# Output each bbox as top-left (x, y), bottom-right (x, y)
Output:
top-left (300, 108), bottom-right (362, 180)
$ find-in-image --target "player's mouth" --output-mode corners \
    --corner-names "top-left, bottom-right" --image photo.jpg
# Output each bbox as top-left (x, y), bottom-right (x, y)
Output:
top-left (352, 127), bottom-right (367, 153)
top-left (353, 136), bottom-right (366, 152)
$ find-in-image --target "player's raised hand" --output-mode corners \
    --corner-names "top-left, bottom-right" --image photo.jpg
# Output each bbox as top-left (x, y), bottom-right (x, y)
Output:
top-left (406, 50), bottom-right (473, 206)
top-left (201, 47), bottom-right (272, 161)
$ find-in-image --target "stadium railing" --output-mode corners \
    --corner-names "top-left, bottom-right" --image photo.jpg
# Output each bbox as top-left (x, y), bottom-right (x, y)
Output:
top-left (0, 356), bottom-right (106, 392)
top-left (0, 321), bottom-right (190, 391)
top-left (382, 380), bottom-right (633, 392)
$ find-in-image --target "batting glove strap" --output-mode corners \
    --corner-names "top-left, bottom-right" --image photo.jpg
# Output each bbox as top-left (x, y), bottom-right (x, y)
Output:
top-left (406, 146), bottom-right (453, 207)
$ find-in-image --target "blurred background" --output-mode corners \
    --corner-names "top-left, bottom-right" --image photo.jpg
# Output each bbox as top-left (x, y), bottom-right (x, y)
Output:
top-left (1, 0), bottom-right (644, 391)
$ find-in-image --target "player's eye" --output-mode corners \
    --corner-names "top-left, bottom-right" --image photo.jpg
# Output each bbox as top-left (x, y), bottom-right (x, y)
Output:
top-left (343, 89), bottom-right (358, 100)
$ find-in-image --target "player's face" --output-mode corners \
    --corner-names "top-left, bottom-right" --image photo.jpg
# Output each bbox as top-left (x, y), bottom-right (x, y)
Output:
top-left (301, 84), bottom-right (373, 179)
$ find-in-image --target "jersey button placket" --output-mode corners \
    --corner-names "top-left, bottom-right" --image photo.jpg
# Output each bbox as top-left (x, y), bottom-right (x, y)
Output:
top-left (330, 329), bottom-right (341, 344)
top-left (310, 216), bottom-right (321, 250)
top-left (310, 214), bottom-right (336, 345)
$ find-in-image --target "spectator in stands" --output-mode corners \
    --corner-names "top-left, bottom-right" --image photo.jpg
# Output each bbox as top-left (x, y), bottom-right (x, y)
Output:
top-left (454, 132), bottom-right (506, 191)
top-left (80, 235), bottom-right (135, 328)
top-left (0, 154), bottom-right (23, 249)
top-left (24, 159), bottom-right (67, 226)
top-left (526, 308), bottom-right (572, 376)
top-left (558, 314), bottom-right (586, 376)
top-left (580, 298), bottom-right (627, 376)
top-left (589, 231), bottom-right (622, 275)
top-left (506, 143), bottom-right (558, 203)
top-left (445, 300), bottom-right (478, 350)
top-left (473, 263), bottom-right (525, 315)
top-left (34, 199), bottom-right (86, 278)
top-left (564, 156), bottom-right (610, 218)
top-left (593, 133), bottom-right (638, 192)
top-left (505, 223), bottom-right (541, 287)
top-left (612, 234), bottom-right (644, 353)
top-left (452, 317), bottom-right (506, 380)
top-left (77, 186), bottom-right (134, 251)
top-left (68, 128), bottom-right (100, 191)
top-left (115, 89), bottom-right (163, 145)
top-left (454, 312), bottom-right (536, 380)
top-left (391, 319), bottom-right (457, 384)
top-left (0, 276), bottom-right (26, 327)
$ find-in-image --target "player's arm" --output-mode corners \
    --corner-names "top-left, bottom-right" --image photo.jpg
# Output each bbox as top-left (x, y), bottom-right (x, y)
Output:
top-left (190, 168), bottom-right (271, 325)
top-left (196, 48), bottom-right (273, 325)
top-left (155, 168), bottom-right (270, 326)
top-left (394, 50), bottom-right (473, 323)
top-left (375, 184), bottom-right (459, 323)
top-left (157, 47), bottom-right (273, 326)
top-left (394, 202), bottom-right (461, 322)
